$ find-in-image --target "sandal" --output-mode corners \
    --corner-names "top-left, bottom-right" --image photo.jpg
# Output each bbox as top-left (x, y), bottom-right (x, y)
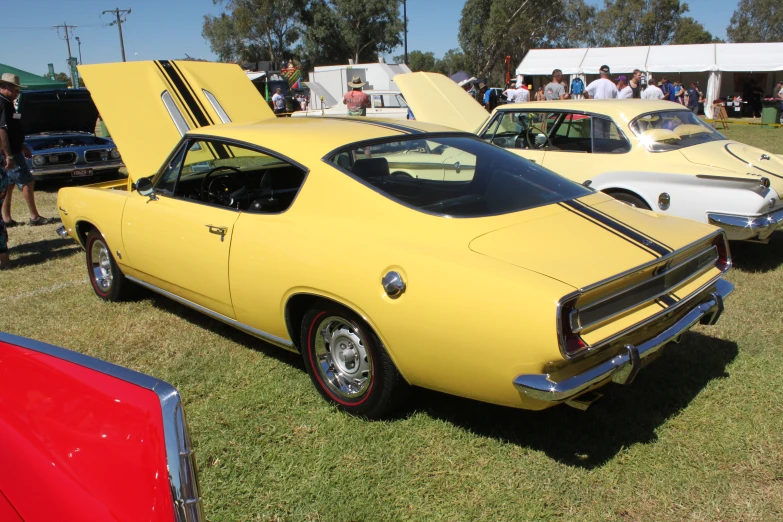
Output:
top-left (28, 216), bottom-right (54, 226)
top-left (2, 219), bottom-right (19, 228)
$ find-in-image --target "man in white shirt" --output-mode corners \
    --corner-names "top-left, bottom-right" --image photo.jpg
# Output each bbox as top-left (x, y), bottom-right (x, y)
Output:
top-left (503, 85), bottom-right (529, 103)
top-left (642, 79), bottom-right (664, 100)
top-left (616, 75), bottom-right (633, 99)
top-left (584, 65), bottom-right (618, 99)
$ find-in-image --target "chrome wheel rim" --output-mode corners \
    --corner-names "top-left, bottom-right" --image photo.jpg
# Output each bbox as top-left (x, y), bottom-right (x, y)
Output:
top-left (90, 239), bottom-right (113, 292)
top-left (314, 316), bottom-right (372, 399)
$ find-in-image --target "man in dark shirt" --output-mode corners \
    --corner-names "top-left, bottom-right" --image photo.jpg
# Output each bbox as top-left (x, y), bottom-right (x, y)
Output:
top-left (0, 73), bottom-right (51, 227)
top-left (629, 69), bottom-right (642, 99)
top-left (686, 83), bottom-right (700, 115)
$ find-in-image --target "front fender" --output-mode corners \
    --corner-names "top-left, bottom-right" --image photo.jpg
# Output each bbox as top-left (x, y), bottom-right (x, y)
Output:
top-left (591, 170), bottom-right (778, 224)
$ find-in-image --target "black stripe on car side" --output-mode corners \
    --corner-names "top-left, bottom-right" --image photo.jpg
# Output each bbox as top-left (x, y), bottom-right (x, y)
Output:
top-left (658, 295), bottom-right (677, 307)
top-left (586, 200), bottom-right (674, 253)
top-left (564, 199), bottom-right (671, 257)
top-left (326, 117), bottom-right (422, 135)
top-left (557, 202), bottom-right (660, 258)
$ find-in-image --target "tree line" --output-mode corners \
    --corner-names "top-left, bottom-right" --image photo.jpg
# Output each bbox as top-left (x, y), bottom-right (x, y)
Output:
top-left (202, 0), bottom-right (782, 83)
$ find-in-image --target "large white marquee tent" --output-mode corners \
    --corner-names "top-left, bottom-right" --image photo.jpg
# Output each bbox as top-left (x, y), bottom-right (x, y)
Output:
top-left (516, 43), bottom-right (783, 118)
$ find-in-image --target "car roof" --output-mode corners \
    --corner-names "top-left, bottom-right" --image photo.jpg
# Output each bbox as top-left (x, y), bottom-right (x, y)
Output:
top-left (495, 99), bottom-right (681, 120)
top-left (191, 117), bottom-right (466, 161)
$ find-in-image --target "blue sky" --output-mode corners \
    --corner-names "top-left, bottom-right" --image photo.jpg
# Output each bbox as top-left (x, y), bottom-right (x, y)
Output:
top-left (3, 0), bottom-right (741, 76)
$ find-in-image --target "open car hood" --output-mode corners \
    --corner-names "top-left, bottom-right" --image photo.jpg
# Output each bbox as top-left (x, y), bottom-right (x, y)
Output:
top-left (18, 89), bottom-right (98, 135)
top-left (79, 60), bottom-right (275, 183)
top-left (395, 72), bottom-right (489, 133)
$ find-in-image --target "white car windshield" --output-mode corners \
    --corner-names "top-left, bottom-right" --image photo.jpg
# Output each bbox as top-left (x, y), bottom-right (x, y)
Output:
top-left (327, 135), bottom-right (591, 218)
top-left (630, 110), bottom-right (725, 152)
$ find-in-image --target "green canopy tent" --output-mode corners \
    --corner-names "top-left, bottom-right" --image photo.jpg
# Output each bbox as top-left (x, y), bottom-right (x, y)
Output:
top-left (0, 62), bottom-right (68, 90)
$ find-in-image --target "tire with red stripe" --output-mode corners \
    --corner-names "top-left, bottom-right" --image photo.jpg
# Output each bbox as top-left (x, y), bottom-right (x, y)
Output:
top-left (85, 230), bottom-right (128, 302)
top-left (301, 306), bottom-right (409, 418)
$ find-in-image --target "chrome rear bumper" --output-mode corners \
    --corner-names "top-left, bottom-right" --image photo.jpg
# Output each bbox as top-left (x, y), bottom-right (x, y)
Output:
top-left (708, 208), bottom-right (783, 241)
top-left (513, 278), bottom-right (733, 404)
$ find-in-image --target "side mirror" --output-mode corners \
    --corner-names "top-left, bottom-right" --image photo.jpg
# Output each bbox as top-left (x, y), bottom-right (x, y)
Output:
top-left (136, 177), bottom-right (156, 199)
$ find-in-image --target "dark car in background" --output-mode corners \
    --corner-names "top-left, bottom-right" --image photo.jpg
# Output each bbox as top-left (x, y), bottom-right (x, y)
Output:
top-left (19, 89), bottom-right (124, 181)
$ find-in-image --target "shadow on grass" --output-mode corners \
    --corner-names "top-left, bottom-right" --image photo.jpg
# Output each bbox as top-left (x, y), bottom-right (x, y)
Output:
top-left (409, 331), bottom-right (738, 470)
top-left (31, 172), bottom-right (127, 194)
top-left (8, 238), bottom-right (81, 268)
top-left (730, 231), bottom-right (783, 273)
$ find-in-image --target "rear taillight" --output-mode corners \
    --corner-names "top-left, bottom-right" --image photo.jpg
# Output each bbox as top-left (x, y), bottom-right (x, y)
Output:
top-left (559, 297), bottom-right (588, 357)
top-left (711, 233), bottom-right (731, 272)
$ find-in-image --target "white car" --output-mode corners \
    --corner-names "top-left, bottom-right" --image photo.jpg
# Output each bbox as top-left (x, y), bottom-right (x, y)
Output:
top-left (292, 90), bottom-right (410, 120)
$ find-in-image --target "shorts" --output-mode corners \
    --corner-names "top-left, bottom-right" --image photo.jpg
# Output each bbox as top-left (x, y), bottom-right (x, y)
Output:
top-left (1, 153), bottom-right (35, 189)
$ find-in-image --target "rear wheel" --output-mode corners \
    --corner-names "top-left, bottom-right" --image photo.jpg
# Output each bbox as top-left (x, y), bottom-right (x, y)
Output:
top-left (606, 191), bottom-right (651, 210)
top-left (85, 230), bottom-right (128, 301)
top-left (301, 306), bottom-right (409, 418)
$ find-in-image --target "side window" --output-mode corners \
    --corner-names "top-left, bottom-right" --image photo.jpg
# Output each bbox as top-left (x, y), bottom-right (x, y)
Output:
top-left (482, 112), bottom-right (554, 150)
top-left (157, 139), bottom-right (306, 213)
top-left (592, 117), bottom-right (631, 154)
top-left (155, 144), bottom-right (187, 196)
top-left (549, 113), bottom-right (592, 153)
top-left (372, 95), bottom-right (383, 108)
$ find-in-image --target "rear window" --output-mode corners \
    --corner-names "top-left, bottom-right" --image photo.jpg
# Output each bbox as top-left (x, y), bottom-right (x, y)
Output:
top-left (630, 110), bottom-right (725, 151)
top-left (327, 135), bottom-right (591, 218)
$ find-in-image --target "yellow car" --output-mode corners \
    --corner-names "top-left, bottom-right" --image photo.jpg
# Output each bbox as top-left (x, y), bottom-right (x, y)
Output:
top-left (397, 72), bottom-right (783, 242)
top-left (56, 61), bottom-right (733, 418)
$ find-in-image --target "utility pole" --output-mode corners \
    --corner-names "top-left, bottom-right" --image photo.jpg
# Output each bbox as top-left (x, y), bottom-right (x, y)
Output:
top-left (53, 22), bottom-right (77, 61)
top-left (403, 0), bottom-right (408, 65)
top-left (102, 8), bottom-right (132, 62)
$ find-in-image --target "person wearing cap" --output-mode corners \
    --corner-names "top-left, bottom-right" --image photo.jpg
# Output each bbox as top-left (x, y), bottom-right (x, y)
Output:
top-left (584, 65), bottom-right (618, 100)
top-left (616, 76), bottom-right (633, 99)
top-left (642, 78), bottom-right (664, 100)
top-left (343, 76), bottom-right (370, 116)
top-left (0, 73), bottom-right (52, 228)
top-left (544, 69), bottom-right (568, 101)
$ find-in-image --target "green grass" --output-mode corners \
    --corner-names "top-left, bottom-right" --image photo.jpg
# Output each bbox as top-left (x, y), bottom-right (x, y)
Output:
top-left (2, 129), bottom-right (783, 521)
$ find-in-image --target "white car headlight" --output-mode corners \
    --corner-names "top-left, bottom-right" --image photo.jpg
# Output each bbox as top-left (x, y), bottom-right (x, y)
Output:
top-left (110, 148), bottom-right (121, 160)
top-left (32, 155), bottom-right (45, 166)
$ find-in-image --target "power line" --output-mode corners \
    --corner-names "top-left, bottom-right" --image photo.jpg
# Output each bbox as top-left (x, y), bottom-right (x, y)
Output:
top-left (53, 23), bottom-right (77, 61)
top-left (102, 8), bottom-right (132, 62)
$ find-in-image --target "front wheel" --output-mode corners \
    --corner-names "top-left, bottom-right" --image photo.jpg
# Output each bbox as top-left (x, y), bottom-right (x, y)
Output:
top-left (85, 230), bottom-right (128, 301)
top-left (301, 306), bottom-right (409, 418)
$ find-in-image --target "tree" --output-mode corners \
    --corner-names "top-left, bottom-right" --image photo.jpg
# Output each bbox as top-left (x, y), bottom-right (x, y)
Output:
top-left (726, 0), bottom-right (783, 42)
top-left (298, 0), bottom-right (403, 66)
top-left (393, 50), bottom-right (437, 72)
top-left (457, 0), bottom-right (596, 83)
top-left (673, 17), bottom-right (721, 44)
top-left (202, 0), bottom-right (302, 64)
top-left (43, 72), bottom-right (72, 87)
top-left (593, 0), bottom-right (688, 46)
top-left (435, 48), bottom-right (470, 77)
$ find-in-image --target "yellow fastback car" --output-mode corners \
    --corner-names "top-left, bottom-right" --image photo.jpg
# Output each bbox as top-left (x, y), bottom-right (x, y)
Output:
top-left (56, 61), bottom-right (733, 418)
top-left (396, 73), bottom-right (783, 243)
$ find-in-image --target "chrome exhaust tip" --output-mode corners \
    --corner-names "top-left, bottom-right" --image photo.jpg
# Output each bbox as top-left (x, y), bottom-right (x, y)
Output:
top-left (56, 225), bottom-right (68, 239)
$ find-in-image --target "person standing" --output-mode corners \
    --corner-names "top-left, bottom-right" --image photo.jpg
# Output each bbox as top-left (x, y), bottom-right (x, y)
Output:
top-left (659, 77), bottom-right (672, 100)
top-left (584, 65), bottom-right (618, 99)
top-left (0, 74), bottom-right (52, 228)
top-left (616, 76), bottom-right (633, 99)
top-left (629, 69), bottom-right (642, 99)
top-left (544, 69), bottom-right (568, 100)
top-left (674, 82), bottom-right (685, 104)
top-left (482, 83), bottom-right (498, 112)
top-left (272, 88), bottom-right (286, 115)
top-left (343, 76), bottom-right (371, 116)
top-left (642, 78), bottom-right (664, 100)
top-left (534, 86), bottom-right (546, 101)
top-left (0, 166), bottom-right (9, 269)
top-left (686, 82), bottom-right (700, 114)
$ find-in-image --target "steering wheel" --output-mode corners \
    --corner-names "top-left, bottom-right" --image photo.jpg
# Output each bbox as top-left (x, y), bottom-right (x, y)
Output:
top-left (525, 124), bottom-right (552, 149)
top-left (200, 166), bottom-right (249, 208)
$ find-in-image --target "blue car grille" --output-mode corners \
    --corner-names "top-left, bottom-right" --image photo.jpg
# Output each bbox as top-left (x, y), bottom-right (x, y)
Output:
top-left (43, 152), bottom-right (77, 165)
top-left (85, 149), bottom-right (111, 162)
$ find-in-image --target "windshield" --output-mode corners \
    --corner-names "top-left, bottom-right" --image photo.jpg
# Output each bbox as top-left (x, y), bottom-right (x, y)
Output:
top-left (630, 110), bottom-right (725, 152)
top-left (327, 135), bottom-right (591, 218)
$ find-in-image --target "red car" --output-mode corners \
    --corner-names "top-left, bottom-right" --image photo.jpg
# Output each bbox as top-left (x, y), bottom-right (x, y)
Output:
top-left (0, 332), bottom-right (203, 522)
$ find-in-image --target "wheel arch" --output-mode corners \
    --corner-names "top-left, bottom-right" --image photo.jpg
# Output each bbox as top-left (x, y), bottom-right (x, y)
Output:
top-left (600, 187), bottom-right (654, 210)
top-left (74, 220), bottom-right (100, 249)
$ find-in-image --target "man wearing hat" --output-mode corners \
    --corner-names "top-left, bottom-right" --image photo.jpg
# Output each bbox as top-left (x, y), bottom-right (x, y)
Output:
top-left (584, 65), bottom-right (618, 100)
top-left (343, 76), bottom-right (370, 116)
top-left (0, 73), bottom-right (52, 228)
top-left (616, 75), bottom-right (633, 99)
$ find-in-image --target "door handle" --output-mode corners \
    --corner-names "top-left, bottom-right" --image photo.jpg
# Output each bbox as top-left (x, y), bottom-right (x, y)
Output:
top-left (205, 224), bottom-right (228, 241)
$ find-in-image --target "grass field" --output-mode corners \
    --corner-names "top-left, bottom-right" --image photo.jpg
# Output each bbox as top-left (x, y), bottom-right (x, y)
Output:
top-left (2, 127), bottom-right (782, 521)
